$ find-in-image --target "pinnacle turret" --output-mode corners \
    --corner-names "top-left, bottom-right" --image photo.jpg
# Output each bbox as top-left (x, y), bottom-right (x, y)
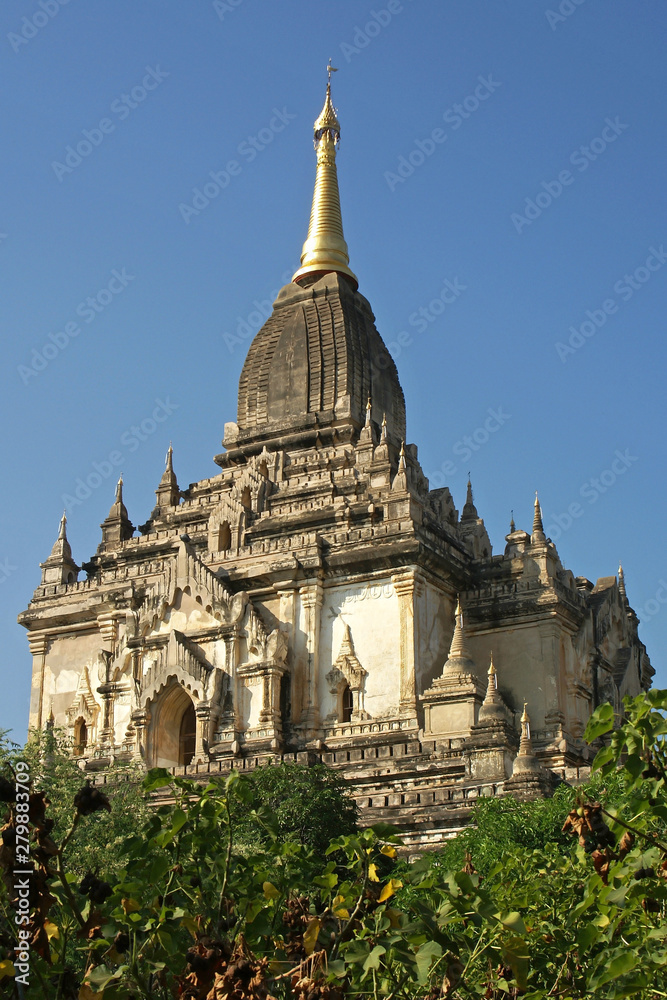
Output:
top-left (532, 492), bottom-right (545, 542)
top-left (441, 597), bottom-right (476, 674)
top-left (461, 478), bottom-right (479, 522)
top-left (99, 477), bottom-right (134, 550)
top-left (510, 702), bottom-right (543, 775)
top-left (40, 511), bottom-right (80, 585)
top-left (153, 443), bottom-right (180, 514)
top-left (392, 441), bottom-right (408, 492)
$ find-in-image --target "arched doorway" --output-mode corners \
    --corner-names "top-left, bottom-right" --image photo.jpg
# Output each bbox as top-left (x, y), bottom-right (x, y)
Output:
top-left (73, 717), bottom-right (87, 756)
top-left (218, 521), bottom-right (231, 552)
top-left (280, 673), bottom-right (291, 725)
top-left (179, 701), bottom-right (196, 766)
top-left (149, 684), bottom-right (197, 768)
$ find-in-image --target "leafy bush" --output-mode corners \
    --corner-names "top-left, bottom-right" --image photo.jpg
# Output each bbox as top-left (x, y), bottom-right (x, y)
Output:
top-left (1, 692), bottom-right (666, 998)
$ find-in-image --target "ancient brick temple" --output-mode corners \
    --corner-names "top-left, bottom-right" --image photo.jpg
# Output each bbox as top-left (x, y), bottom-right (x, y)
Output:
top-left (19, 78), bottom-right (653, 848)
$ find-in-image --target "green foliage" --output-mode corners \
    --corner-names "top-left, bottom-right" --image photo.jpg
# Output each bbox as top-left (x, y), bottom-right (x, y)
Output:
top-left (428, 767), bottom-right (631, 877)
top-left (0, 727), bottom-right (148, 881)
top-left (2, 693), bottom-right (667, 998)
top-left (231, 762), bottom-right (358, 854)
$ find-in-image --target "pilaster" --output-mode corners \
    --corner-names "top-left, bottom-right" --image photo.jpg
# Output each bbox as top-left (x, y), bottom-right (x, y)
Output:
top-left (27, 634), bottom-right (49, 731)
top-left (299, 579), bottom-right (324, 735)
top-left (391, 569), bottom-right (421, 720)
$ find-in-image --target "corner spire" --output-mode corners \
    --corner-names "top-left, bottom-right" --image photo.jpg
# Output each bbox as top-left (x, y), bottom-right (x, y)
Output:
top-left (448, 597), bottom-right (472, 661)
top-left (618, 563), bottom-right (628, 604)
top-left (40, 510), bottom-right (80, 585)
top-left (508, 700), bottom-right (545, 782)
top-left (391, 441), bottom-right (408, 492)
top-left (461, 477), bottom-right (479, 523)
top-left (532, 491), bottom-right (545, 542)
top-left (100, 477), bottom-right (134, 550)
top-left (151, 443), bottom-right (181, 518)
top-left (292, 66), bottom-right (358, 289)
top-left (478, 651), bottom-right (511, 723)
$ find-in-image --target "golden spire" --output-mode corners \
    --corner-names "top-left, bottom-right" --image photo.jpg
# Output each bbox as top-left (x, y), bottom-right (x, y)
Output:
top-left (292, 63), bottom-right (358, 289)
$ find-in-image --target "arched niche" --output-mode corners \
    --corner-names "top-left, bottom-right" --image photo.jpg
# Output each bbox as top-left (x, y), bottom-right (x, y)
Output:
top-left (341, 684), bottom-right (353, 723)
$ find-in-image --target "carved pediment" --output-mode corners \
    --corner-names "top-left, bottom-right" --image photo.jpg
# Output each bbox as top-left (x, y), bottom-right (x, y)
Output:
top-left (139, 540), bottom-right (249, 634)
top-left (326, 623), bottom-right (367, 693)
top-left (65, 666), bottom-right (100, 727)
top-left (140, 629), bottom-right (214, 706)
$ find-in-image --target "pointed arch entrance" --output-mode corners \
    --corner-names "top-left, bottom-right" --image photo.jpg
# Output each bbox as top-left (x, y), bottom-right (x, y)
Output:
top-left (148, 683), bottom-right (197, 768)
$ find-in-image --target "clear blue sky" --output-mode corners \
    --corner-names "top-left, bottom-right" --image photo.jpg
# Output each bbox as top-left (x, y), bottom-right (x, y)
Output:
top-left (2, 0), bottom-right (666, 740)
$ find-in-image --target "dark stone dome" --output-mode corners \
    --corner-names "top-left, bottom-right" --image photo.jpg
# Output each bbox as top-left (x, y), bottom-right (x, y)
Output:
top-left (225, 272), bottom-right (406, 455)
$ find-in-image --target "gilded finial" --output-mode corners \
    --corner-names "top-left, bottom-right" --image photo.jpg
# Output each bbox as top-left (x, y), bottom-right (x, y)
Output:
top-left (293, 69), bottom-right (357, 289)
top-left (488, 651), bottom-right (496, 677)
top-left (521, 702), bottom-right (529, 724)
top-left (58, 510), bottom-right (67, 540)
top-left (398, 441), bottom-right (406, 469)
top-left (510, 509), bottom-right (515, 533)
top-left (115, 476), bottom-right (123, 502)
top-left (365, 397), bottom-right (372, 426)
top-left (380, 413), bottom-right (387, 443)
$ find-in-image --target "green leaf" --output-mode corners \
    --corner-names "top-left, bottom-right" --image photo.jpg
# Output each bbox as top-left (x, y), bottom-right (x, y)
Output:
top-left (362, 945), bottom-right (386, 974)
top-left (589, 950), bottom-right (637, 988)
top-left (143, 768), bottom-right (173, 792)
top-left (313, 872), bottom-right (338, 890)
top-left (586, 702), bottom-right (615, 742)
top-left (500, 911), bottom-right (526, 934)
top-left (414, 940), bottom-right (442, 984)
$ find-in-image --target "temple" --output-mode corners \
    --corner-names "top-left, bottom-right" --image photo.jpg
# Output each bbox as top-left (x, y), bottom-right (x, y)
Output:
top-left (18, 74), bottom-right (653, 848)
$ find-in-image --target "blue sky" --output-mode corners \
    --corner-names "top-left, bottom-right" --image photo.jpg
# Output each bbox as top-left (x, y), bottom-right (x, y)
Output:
top-left (1, 0), bottom-right (666, 740)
